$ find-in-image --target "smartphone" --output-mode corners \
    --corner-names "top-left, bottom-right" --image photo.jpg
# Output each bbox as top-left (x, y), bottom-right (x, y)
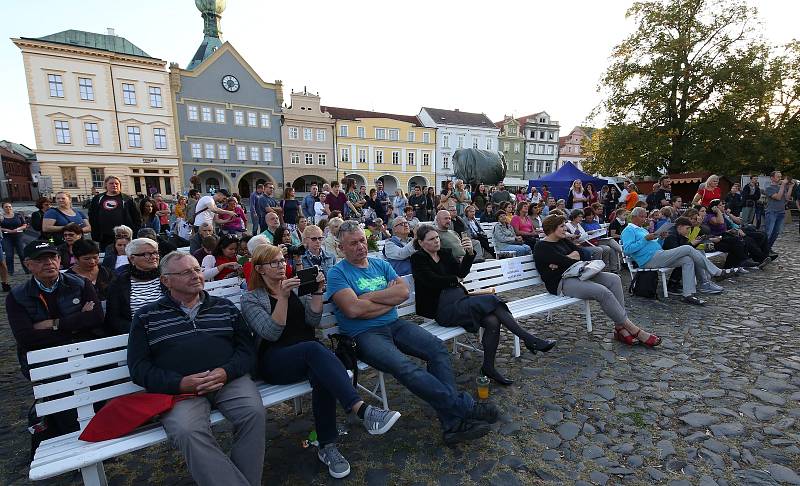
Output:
top-left (295, 265), bottom-right (320, 296)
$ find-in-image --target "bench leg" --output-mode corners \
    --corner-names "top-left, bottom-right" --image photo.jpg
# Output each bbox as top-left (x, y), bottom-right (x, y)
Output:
top-left (660, 271), bottom-right (668, 298)
top-left (451, 336), bottom-right (459, 355)
top-left (293, 397), bottom-right (302, 415)
top-left (80, 463), bottom-right (108, 486)
top-left (378, 372), bottom-right (388, 409)
top-left (513, 336), bottom-right (521, 358)
top-left (584, 301), bottom-right (593, 333)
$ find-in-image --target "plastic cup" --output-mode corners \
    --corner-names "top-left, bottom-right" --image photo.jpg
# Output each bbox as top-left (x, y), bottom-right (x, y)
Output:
top-left (476, 376), bottom-right (490, 399)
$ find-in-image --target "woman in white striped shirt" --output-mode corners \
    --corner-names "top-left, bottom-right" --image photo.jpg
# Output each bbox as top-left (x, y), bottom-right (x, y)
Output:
top-left (105, 238), bottom-right (166, 334)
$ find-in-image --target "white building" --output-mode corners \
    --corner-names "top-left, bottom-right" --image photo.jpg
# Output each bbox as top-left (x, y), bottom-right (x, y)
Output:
top-left (13, 29), bottom-right (180, 197)
top-left (519, 111), bottom-right (560, 179)
top-left (418, 107), bottom-right (499, 190)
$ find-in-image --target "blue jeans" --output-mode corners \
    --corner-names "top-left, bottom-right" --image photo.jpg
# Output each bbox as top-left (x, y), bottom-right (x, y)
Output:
top-left (259, 341), bottom-right (360, 446)
top-left (764, 210), bottom-right (785, 250)
top-left (498, 244), bottom-right (531, 257)
top-left (354, 319), bottom-right (474, 430)
top-left (2, 233), bottom-right (26, 275)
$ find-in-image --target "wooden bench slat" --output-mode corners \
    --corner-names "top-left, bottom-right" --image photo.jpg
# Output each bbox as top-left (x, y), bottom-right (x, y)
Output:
top-left (33, 366), bottom-right (132, 400)
top-left (27, 334), bottom-right (129, 365)
top-left (30, 350), bottom-right (129, 382)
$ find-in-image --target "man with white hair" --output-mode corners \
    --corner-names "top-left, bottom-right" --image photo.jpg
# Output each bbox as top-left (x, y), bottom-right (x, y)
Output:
top-left (300, 225), bottom-right (337, 276)
top-left (128, 251), bottom-right (264, 486)
top-left (621, 207), bottom-right (733, 306)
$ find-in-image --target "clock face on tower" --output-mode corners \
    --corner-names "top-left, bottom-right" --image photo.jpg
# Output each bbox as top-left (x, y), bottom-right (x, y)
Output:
top-left (221, 75), bottom-right (240, 92)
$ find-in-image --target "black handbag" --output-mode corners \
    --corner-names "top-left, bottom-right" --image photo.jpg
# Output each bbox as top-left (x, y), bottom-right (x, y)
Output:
top-left (329, 333), bottom-right (358, 388)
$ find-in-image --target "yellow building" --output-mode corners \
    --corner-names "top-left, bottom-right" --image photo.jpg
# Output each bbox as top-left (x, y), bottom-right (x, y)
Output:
top-left (323, 107), bottom-right (436, 193)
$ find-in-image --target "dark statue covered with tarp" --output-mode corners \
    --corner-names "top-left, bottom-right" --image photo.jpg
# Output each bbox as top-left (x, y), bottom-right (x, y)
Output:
top-left (452, 148), bottom-right (507, 186)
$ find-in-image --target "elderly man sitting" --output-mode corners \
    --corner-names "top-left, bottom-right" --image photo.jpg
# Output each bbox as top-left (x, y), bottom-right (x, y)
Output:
top-left (621, 207), bottom-right (731, 306)
top-left (382, 216), bottom-right (415, 276)
top-left (127, 251), bottom-right (264, 486)
top-left (435, 209), bottom-right (484, 262)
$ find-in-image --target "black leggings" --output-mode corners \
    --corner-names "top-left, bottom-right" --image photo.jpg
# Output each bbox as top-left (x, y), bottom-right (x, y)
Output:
top-left (480, 306), bottom-right (538, 370)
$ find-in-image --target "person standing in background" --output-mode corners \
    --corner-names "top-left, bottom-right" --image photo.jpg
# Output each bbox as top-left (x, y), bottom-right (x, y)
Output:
top-left (740, 176), bottom-right (761, 225)
top-left (88, 176), bottom-right (141, 248)
top-left (249, 184), bottom-right (266, 234)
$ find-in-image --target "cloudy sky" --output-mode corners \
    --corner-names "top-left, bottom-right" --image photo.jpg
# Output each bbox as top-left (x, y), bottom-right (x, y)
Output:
top-left (1, 0), bottom-right (796, 149)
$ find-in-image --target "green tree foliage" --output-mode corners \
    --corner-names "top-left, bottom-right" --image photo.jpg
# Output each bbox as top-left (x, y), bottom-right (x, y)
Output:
top-left (588, 0), bottom-right (800, 177)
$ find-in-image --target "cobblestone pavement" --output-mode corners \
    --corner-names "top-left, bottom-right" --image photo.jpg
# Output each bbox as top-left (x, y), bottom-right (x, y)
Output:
top-left (1, 230), bottom-right (798, 485)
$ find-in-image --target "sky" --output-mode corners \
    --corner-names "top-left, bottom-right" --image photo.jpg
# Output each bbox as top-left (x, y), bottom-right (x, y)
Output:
top-left (1, 0), bottom-right (797, 150)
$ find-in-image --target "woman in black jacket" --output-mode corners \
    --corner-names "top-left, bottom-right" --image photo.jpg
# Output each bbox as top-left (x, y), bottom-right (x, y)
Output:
top-left (410, 225), bottom-right (555, 385)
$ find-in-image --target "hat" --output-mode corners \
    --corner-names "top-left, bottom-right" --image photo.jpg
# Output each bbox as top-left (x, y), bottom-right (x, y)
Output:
top-left (217, 189), bottom-right (231, 197)
top-left (24, 240), bottom-right (59, 260)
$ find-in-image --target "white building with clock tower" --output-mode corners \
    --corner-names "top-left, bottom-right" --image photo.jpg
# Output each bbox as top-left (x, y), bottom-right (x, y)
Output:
top-left (170, 0), bottom-right (284, 197)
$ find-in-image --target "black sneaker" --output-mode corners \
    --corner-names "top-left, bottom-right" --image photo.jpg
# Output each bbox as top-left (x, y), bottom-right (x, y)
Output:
top-left (682, 295), bottom-right (706, 306)
top-left (1, 282), bottom-right (10, 292)
top-left (758, 258), bottom-right (772, 270)
top-left (770, 253), bottom-right (779, 261)
top-left (667, 285), bottom-right (682, 296)
top-left (442, 419), bottom-right (491, 445)
top-left (467, 402), bottom-right (500, 424)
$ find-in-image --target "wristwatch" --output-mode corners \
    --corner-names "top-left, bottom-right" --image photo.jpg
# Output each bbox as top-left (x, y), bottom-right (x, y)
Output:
top-left (51, 318), bottom-right (60, 331)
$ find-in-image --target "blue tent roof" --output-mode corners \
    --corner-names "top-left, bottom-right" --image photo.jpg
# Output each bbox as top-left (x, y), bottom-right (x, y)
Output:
top-left (528, 161), bottom-right (607, 201)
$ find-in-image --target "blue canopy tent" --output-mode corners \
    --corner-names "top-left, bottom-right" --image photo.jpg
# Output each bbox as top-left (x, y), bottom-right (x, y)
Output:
top-left (527, 162), bottom-right (607, 201)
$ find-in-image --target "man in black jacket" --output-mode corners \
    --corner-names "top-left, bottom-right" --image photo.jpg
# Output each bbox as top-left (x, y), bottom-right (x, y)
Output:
top-left (741, 176), bottom-right (761, 225)
top-left (127, 251), bottom-right (264, 486)
top-left (88, 176), bottom-right (141, 248)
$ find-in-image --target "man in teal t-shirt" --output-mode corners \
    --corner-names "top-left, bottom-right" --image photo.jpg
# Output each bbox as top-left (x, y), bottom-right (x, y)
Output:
top-left (326, 221), bottom-right (497, 445)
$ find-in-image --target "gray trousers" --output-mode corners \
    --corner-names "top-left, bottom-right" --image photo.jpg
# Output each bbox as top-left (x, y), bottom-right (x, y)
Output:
top-left (561, 272), bottom-right (627, 324)
top-left (643, 246), bottom-right (721, 297)
top-left (597, 238), bottom-right (623, 272)
top-left (161, 375), bottom-right (266, 486)
top-left (741, 206), bottom-right (754, 225)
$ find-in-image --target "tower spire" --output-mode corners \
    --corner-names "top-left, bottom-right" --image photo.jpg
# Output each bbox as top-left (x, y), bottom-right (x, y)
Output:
top-left (187, 0), bottom-right (227, 70)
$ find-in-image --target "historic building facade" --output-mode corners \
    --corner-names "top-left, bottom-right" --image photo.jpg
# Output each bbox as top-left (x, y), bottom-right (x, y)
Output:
top-left (519, 111), bottom-right (560, 179)
top-left (558, 126), bottom-right (595, 171)
top-left (13, 30), bottom-right (180, 197)
top-left (281, 88), bottom-right (336, 192)
top-left (495, 115), bottom-right (526, 186)
top-left (170, 1), bottom-right (283, 197)
top-left (417, 107), bottom-right (499, 190)
top-left (324, 107), bottom-right (436, 194)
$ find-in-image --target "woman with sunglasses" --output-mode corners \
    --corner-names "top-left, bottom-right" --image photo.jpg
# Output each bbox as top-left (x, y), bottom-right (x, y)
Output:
top-left (105, 238), bottom-right (166, 334)
top-left (241, 244), bottom-right (401, 479)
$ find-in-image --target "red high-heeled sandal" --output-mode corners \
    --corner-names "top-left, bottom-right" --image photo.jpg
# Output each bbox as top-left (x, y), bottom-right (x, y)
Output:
top-left (635, 329), bottom-right (661, 347)
top-left (613, 327), bottom-right (636, 345)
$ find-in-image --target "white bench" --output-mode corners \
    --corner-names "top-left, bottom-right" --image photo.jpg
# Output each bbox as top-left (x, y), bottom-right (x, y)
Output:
top-left (26, 334), bottom-right (313, 485)
top-left (623, 249), bottom-right (724, 298)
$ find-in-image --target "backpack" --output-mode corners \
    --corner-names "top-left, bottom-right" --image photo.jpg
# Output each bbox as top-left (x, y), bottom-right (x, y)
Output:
top-left (329, 333), bottom-right (358, 388)
top-left (629, 271), bottom-right (659, 299)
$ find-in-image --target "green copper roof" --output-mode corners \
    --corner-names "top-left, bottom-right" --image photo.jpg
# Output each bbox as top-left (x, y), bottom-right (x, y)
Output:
top-left (29, 30), bottom-right (153, 58)
top-left (187, 36), bottom-right (223, 70)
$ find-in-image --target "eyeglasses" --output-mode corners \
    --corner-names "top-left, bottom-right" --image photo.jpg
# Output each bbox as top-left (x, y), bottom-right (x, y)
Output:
top-left (393, 222), bottom-right (409, 228)
top-left (163, 267), bottom-right (203, 278)
top-left (260, 259), bottom-right (286, 268)
top-left (306, 236), bottom-right (324, 242)
top-left (131, 252), bottom-right (159, 259)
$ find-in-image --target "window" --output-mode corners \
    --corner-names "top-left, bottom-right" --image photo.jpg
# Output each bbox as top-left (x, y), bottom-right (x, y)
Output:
top-left (55, 120), bottom-right (71, 144)
top-left (127, 126), bottom-right (142, 147)
top-left (375, 128), bottom-right (386, 140)
top-left (442, 134), bottom-right (450, 148)
top-left (389, 129), bottom-right (399, 141)
top-left (422, 153), bottom-right (430, 165)
top-left (247, 112), bottom-right (257, 127)
top-left (288, 127), bottom-right (299, 139)
top-left (154, 128), bottom-right (167, 149)
top-left (149, 86), bottom-right (163, 108)
top-left (539, 144), bottom-right (545, 154)
top-left (237, 146), bottom-right (247, 160)
top-left (526, 161), bottom-right (534, 171)
top-left (423, 132), bottom-right (430, 144)
top-left (472, 137), bottom-right (479, 149)
top-left (535, 160), bottom-right (543, 172)
top-left (61, 167), bottom-right (78, 189)
top-left (234, 111), bottom-right (244, 125)
top-left (457, 135), bottom-right (464, 148)
top-left (122, 83), bottom-right (136, 105)
top-left (90, 168), bottom-right (104, 189)
top-left (191, 143), bottom-right (201, 158)
top-left (539, 130), bottom-right (545, 139)
top-left (357, 126), bottom-right (365, 138)
top-left (250, 146), bottom-right (260, 161)
top-left (530, 130), bottom-right (536, 138)
top-left (358, 149), bottom-right (366, 163)
top-left (218, 144), bottom-right (228, 159)
top-left (546, 145), bottom-right (554, 155)
top-left (291, 152), bottom-right (300, 164)
top-left (262, 147), bottom-right (272, 161)
top-left (48, 74), bottom-right (64, 97)
top-left (316, 129), bottom-right (326, 141)
top-left (260, 113), bottom-right (270, 127)
top-left (544, 161), bottom-right (552, 172)
top-left (392, 151), bottom-right (400, 165)
top-left (509, 126), bottom-right (517, 136)
top-left (442, 154), bottom-right (450, 169)
top-left (340, 125), bottom-right (349, 137)
top-left (205, 144), bottom-right (215, 158)
top-left (504, 142), bottom-right (510, 151)
top-left (187, 105), bottom-right (199, 121)
top-left (317, 154), bottom-right (326, 165)
top-left (84, 122), bottom-right (99, 145)
top-left (304, 128), bottom-right (313, 141)
top-left (408, 130), bottom-right (415, 142)
top-left (512, 161), bottom-right (520, 171)
top-left (514, 143), bottom-right (520, 153)
top-left (539, 117), bottom-right (546, 123)
top-left (407, 152), bottom-right (415, 165)
top-left (340, 147), bottom-right (349, 162)
top-left (215, 108), bottom-right (226, 123)
top-left (78, 78), bottom-right (94, 101)
top-left (201, 106), bottom-right (211, 122)
top-left (376, 150), bottom-right (383, 164)
top-left (305, 153), bottom-right (314, 165)
top-left (548, 132), bottom-right (554, 140)
top-left (486, 138), bottom-right (493, 150)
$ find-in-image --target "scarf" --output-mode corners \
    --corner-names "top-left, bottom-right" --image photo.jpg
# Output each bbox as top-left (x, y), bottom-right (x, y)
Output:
top-left (130, 266), bottom-right (160, 281)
